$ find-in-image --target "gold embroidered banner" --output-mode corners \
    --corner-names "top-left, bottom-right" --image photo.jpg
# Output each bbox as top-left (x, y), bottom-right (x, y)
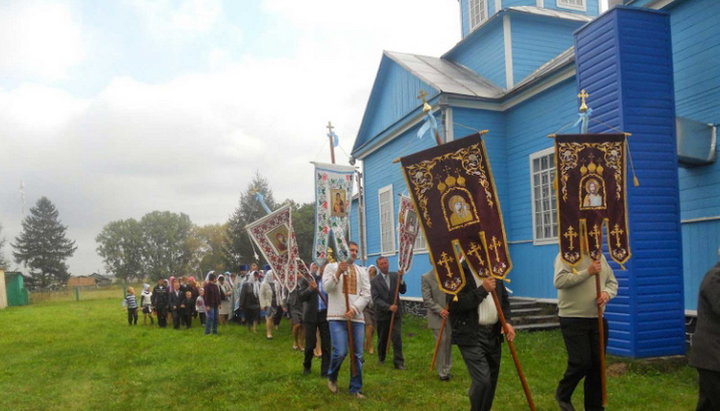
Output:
top-left (400, 133), bottom-right (511, 295)
top-left (555, 134), bottom-right (631, 266)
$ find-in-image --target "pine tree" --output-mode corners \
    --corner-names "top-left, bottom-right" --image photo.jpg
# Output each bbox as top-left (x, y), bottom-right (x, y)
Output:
top-left (12, 197), bottom-right (77, 288)
top-left (0, 223), bottom-right (9, 270)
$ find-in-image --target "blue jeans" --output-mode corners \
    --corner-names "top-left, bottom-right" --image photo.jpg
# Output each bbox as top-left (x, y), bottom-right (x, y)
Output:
top-left (328, 320), bottom-right (364, 393)
top-left (205, 307), bottom-right (218, 334)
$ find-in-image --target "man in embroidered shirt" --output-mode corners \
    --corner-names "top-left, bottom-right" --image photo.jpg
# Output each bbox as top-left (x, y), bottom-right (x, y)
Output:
top-left (322, 241), bottom-right (371, 399)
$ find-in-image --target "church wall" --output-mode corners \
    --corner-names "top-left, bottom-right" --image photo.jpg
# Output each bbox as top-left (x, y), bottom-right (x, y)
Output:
top-left (445, 18), bottom-right (507, 89)
top-left (542, 0), bottom-right (600, 16)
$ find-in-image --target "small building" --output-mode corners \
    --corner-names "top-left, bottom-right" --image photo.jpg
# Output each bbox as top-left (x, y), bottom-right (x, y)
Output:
top-left (89, 273), bottom-right (112, 287)
top-left (4, 271), bottom-right (29, 306)
top-left (67, 276), bottom-right (97, 288)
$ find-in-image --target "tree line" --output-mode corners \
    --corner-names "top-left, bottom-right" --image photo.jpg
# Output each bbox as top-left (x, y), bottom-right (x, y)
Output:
top-left (0, 174), bottom-right (316, 288)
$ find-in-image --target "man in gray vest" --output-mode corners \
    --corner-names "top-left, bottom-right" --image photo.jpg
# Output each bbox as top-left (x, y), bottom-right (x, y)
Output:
top-left (421, 270), bottom-right (452, 381)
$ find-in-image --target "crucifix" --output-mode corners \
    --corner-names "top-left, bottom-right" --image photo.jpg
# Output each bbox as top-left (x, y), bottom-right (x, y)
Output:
top-left (563, 226), bottom-right (579, 251)
top-left (589, 224), bottom-right (602, 250)
top-left (488, 235), bottom-right (503, 263)
top-left (436, 252), bottom-right (455, 277)
top-left (326, 121), bottom-right (336, 164)
top-left (610, 224), bottom-right (624, 248)
top-left (467, 241), bottom-right (486, 267)
top-left (578, 89), bottom-right (589, 113)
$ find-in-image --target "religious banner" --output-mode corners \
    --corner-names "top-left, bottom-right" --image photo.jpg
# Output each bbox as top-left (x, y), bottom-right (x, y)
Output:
top-left (397, 195), bottom-right (420, 272)
top-left (400, 133), bottom-right (511, 295)
top-left (246, 205), bottom-right (300, 291)
top-left (312, 162), bottom-right (356, 265)
top-left (555, 133), bottom-right (631, 266)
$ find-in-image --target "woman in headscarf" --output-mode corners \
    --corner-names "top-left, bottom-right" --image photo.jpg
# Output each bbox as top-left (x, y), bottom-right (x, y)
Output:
top-left (240, 268), bottom-right (262, 333)
top-left (218, 274), bottom-right (233, 325)
top-left (260, 270), bottom-right (281, 339)
top-left (364, 264), bottom-right (378, 354)
top-left (140, 283), bottom-right (153, 325)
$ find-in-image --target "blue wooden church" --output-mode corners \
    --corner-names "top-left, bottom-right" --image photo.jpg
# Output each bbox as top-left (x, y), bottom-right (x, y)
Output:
top-left (349, 0), bottom-right (719, 358)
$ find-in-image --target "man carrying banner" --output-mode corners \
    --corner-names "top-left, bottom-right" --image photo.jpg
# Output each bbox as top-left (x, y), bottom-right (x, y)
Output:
top-left (421, 269), bottom-right (452, 381)
top-left (448, 264), bottom-right (514, 411)
top-left (322, 241), bottom-right (371, 399)
top-left (371, 256), bottom-right (406, 369)
top-left (554, 253), bottom-right (617, 411)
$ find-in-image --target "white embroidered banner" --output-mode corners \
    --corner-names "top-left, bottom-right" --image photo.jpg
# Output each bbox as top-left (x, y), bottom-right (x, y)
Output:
top-left (397, 195), bottom-right (420, 272)
top-left (312, 162), bottom-right (355, 266)
top-left (246, 205), bottom-right (300, 291)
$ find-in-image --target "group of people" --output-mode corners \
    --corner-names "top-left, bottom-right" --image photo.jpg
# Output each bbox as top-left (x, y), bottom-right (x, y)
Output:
top-left (121, 247), bottom-right (627, 410)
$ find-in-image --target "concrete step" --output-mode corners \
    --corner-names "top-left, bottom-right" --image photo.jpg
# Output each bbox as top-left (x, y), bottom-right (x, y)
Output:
top-left (511, 307), bottom-right (542, 315)
top-left (509, 300), bottom-right (539, 308)
top-left (512, 314), bottom-right (558, 325)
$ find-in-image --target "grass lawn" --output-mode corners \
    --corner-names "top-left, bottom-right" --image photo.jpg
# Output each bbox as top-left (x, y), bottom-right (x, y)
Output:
top-left (0, 287), bottom-right (697, 410)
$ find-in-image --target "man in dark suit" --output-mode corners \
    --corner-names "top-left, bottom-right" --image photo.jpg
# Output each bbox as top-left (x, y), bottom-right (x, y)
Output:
top-left (448, 265), bottom-right (515, 411)
top-left (371, 256), bottom-right (406, 369)
top-left (689, 262), bottom-right (720, 410)
top-left (299, 263), bottom-right (331, 377)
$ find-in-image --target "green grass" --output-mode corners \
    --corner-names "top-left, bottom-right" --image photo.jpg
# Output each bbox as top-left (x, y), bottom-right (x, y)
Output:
top-left (0, 287), bottom-right (697, 410)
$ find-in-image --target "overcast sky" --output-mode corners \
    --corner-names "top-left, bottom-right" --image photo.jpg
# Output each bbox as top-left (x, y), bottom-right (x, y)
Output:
top-left (0, 0), bottom-right (463, 275)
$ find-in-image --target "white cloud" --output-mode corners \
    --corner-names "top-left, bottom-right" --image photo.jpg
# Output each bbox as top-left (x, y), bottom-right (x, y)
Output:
top-left (126, 0), bottom-right (225, 42)
top-left (0, 1), bottom-right (85, 81)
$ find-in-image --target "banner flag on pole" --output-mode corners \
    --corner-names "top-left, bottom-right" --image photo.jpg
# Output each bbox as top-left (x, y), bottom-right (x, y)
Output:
top-left (397, 195), bottom-right (420, 273)
top-left (400, 133), bottom-right (511, 296)
top-left (555, 133), bottom-right (631, 266)
top-left (246, 205), bottom-right (300, 291)
top-left (312, 162), bottom-right (355, 266)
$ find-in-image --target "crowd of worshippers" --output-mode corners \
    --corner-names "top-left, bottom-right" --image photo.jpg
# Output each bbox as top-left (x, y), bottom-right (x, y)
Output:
top-left (121, 242), bottom-right (628, 410)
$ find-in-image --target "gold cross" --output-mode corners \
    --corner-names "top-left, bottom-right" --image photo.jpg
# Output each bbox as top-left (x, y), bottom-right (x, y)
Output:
top-left (563, 226), bottom-right (578, 250)
top-left (467, 242), bottom-right (485, 266)
top-left (589, 224), bottom-right (602, 250)
top-left (326, 121), bottom-right (334, 135)
top-left (488, 236), bottom-right (503, 263)
top-left (578, 89), bottom-right (589, 113)
top-left (610, 224), bottom-right (624, 248)
top-left (417, 90), bottom-right (428, 103)
top-left (436, 252), bottom-right (455, 277)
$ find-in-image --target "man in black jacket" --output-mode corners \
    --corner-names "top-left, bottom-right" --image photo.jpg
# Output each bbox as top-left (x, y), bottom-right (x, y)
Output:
top-left (689, 262), bottom-right (720, 410)
top-left (371, 256), bottom-right (407, 369)
top-left (151, 278), bottom-right (169, 328)
top-left (448, 265), bottom-right (515, 411)
top-left (299, 263), bottom-right (330, 377)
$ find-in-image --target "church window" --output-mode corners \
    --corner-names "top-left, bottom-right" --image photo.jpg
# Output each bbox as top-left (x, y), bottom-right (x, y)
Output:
top-left (469, 0), bottom-right (488, 30)
top-left (378, 185), bottom-right (396, 255)
top-left (530, 147), bottom-right (558, 243)
top-left (557, 0), bottom-right (586, 11)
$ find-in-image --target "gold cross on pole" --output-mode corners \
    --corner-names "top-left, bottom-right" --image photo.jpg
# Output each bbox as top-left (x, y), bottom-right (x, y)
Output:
top-left (488, 236), bottom-right (503, 263)
top-left (436, 252), bottom-right (455, 277)
top-left (589, 224), bottom-right (602, 250)
top-left (326, 121), bottom-right (334, 135)
top-left (610, 224), bottom-right (624, 248)
top-left (417, 90), bottom-right (428, 103)
top-left (467, 242), bottom-right (486, 266)
top-left (578, 89), bottom-right (589, 113)
top-left (563, 226), bottom-right (579, 251)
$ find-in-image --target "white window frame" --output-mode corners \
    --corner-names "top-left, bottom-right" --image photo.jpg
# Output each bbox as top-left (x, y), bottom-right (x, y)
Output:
top-left (469, 0), bottom-right (489, 31)
top-left (378, 185), bottom-right (396, 255)
top-left (530, 147), bottom-right (559, 244)
top-left (557, 0), bottom-right (587, 12)
top-left (414, 228), bottom-right (427, 253)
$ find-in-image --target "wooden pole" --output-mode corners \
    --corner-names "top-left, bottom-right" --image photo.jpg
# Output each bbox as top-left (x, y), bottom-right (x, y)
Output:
top-left (430, 304), bottom-right (449, 371)
top-left (343, 269), bottom-right (357, 377)
top-left (491, 290), bottom-right (536, 411)
top-left (595, 273), bottom-right (607, 406)
top-left (385, 272), bottom-right (403, 359)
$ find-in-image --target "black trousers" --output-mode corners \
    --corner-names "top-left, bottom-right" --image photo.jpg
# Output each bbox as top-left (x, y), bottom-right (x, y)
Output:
top-left (171, 310), bottom-right (181, 329)
top-left (156, 307), bottom-right (168, 327)
top-left (376, 317), bottom-right (404, 367)
top-left (303, 319), bottom-right (331, 376)
top-left (199, 312), bottom-right (206, 325)
top-left (182, 313), bottom-right (192, 328)
top-left (458, 326), bottom-right (502, 411)
top-left (557, 317), bottom-right (608, 411)
top-left (697, 368), bottom-right (720, 411)
top-left (127, 308), bottom-right (138, 325)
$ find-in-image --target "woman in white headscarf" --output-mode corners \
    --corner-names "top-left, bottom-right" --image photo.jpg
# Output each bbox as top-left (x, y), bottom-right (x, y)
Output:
top-left (364, 264), bottom-right (378, 354)
top-left (217, 274), bottom-right (233, 325)
top-left (240, 268), bottom-right (262, 333)
top-left (260, 270), bottom-right (281, 339)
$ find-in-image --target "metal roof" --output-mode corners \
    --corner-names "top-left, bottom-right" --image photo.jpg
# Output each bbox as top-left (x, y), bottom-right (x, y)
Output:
top-left (384, 51), bottom-right (504, 99)
top-left (507, 6), bottom-right (593, 23)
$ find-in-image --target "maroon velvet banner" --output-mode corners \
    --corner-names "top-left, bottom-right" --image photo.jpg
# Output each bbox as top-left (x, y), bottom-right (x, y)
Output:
top-left (555, 134), bottom-right (631, 266)
top-left (400, 133), bottom-right (511, 295)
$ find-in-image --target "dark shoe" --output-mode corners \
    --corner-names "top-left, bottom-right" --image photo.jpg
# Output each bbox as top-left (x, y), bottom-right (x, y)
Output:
top-left (327, 380), bottom-right (338, 394)
top-left (303, 367), bottom-right (311, 375)
top-left (439, 374), bottom-right (451, 381)
top-left (556, 394), bottom-right (575, 411)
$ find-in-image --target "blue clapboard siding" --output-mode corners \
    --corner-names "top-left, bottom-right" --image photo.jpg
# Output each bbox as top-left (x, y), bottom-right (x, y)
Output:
top-left (354, 56), bottom-right (437, 154)
top-left (543, 0), bottom-right (599, 16)
top-left (670, 0), bottom-right (720, 310)
top-left (445, 17), bottom-right (507, 88)
top-left (575, 6), bottom-right (685, 357)
top-left (510, 13), bottom-right (584, 86)
top-left (504, 78), bottom-right (580, 298)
